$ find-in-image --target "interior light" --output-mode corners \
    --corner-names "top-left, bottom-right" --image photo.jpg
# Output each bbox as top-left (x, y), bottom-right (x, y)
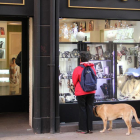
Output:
top-left (8, 22), bottom-right (22, 25)
top-left (119, 80), bottom-right (122, 83)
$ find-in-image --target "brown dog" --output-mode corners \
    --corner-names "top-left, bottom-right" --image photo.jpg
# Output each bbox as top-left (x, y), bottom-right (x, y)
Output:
top-left (93, 104), bottom-right (140, 135)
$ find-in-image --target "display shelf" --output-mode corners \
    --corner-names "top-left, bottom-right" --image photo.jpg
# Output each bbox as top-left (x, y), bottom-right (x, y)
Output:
top-left (0, 74), bottom-right (9, 77)
top-left (0, 82), bottom-right (9, 86)
top-left (0, 59), bottom-right (6, 61)
top-left (97, 78), bottom-right (112, 79)
top-left (60, 57), bottom-right (79, 59)
top-left (60, 58), bottom-right (112, 61)
top-left (60, 78), bottom-right (72, 80)
top-left (90, 60), bottom-right (111, 62)
top-left (60, 102), bottom-right (78, 104)
top-left (59, 77), bottom-right (112, 80)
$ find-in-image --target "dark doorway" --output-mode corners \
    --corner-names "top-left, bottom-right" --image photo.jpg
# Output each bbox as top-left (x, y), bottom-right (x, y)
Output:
top-left (0, 17), bottom-right (29, 113)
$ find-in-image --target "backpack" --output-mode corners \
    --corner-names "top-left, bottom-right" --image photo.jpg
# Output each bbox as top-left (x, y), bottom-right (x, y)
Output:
top-left (80, 65), bottom-right (97, 92)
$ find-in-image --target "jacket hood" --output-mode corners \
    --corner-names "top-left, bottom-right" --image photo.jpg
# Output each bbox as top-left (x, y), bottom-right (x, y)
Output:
top-left (80, 62), bottom-right (94, 67)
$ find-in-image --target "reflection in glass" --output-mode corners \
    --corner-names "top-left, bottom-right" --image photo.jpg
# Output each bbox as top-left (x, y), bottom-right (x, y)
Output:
top-left (10, 58), bottom-right (20, 95)
top-left (0, 21), bottom-right (22, 96)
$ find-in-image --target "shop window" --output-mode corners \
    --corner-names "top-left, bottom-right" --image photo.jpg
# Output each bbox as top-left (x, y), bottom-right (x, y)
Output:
top-left (0, 21), bottom-right (22, 96)
top-left (117, 43), bottom-right (140, 101)
top-left (59, 18), bottom-right (140, 103)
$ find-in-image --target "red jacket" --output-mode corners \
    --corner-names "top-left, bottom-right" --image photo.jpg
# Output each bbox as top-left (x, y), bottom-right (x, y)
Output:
top-left (72, 62), bottom-right (96, 96)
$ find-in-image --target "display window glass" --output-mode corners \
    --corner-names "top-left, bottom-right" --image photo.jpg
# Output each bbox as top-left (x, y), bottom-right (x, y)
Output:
top-left (0, 21), bottom-right (22, 96)
top-left (117, 43), bottom-right (140, 101)
top-left (59, 18), bottom-right (140, 103)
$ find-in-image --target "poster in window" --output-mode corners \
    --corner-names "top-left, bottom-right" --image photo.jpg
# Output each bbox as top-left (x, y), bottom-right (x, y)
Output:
top-left (0, 27), bottom-right (5, 35)
top-left (96, 45), bottom-right (104, 58)
top-left (76, 22), bottom-right (86, 32)
top-left (89, 20), bottom-right (94, 31)
top-left (105, 20), bottom-right (110, 29)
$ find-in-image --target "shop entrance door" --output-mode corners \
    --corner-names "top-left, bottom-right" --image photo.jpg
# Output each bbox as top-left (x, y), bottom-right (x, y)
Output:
top-left (0, 17), bottom-right (29, 113)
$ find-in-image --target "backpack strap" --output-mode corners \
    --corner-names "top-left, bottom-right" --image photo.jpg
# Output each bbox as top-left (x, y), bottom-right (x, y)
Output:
top-left (80, 64), bottom-right (85, 68)
top-left (89, 66), bottom-right (96, 76)
top-left (80, 64), bottom-right (96, 77)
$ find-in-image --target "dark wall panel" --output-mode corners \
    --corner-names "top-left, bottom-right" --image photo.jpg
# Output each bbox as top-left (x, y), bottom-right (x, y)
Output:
top-left (41, 117), bottom-right (50, 133)
top-left (40, 26), bottom-right (50, 56)
top-left (0, 0), bottom-right (33, 16)
top-left (33, 0), bottom-right (51, 133)
top-left (70, 0), bottom-right (140, 10)
top-left (0, 0), bottom-right (22, 3)
top-left (40, 0), bottom-right (50, 25)
top-left (60, 0), bottom-right (140, 20)
top-left (60, 101), bottom-right (140, 122)
top-left (34, 56), bottom-right (41, 87)
top-left (41, 88), bottom-right (50, 117)
top-left (40, 57), bottom-right (50, 87)
top-left (33, 87), bottom-right (40, 117)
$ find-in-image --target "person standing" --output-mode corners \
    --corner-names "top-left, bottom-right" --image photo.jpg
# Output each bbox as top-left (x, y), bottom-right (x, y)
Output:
top-left (72, 52), bottom-right (96, 134)
top-left (16, 51), bottom-right (21, 73)
top-left (10, 58), bottom-right (20, 95)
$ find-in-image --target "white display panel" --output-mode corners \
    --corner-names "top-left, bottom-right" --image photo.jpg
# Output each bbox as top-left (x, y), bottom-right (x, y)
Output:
top-left (0, 21), bottom-right (7, 62)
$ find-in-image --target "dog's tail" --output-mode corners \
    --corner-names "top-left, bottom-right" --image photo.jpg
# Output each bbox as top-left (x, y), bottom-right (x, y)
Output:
top-left (132, 107), bottom-right (140, 124)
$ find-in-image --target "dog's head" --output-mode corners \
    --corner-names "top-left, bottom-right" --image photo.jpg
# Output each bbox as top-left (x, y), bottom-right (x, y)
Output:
top-left (93, 105), bottom-right (99, 117)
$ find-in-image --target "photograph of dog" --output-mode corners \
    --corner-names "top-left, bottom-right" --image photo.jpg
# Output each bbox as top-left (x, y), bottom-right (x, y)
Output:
top-left (93, 104), bottom-right (140, 136)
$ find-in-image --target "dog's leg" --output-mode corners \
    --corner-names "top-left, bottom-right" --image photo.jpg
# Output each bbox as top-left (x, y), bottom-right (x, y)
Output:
top-left (100, 119), bottom-right (107, 133)
top-left (108, 121), bottom-right (112, 131)
top-left (124, 119), bottom-right (131, 136)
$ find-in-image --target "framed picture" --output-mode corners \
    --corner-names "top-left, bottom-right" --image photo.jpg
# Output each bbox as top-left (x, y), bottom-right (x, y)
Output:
top-left (76, 21), bottom-right (86, 32)
top-left (87, 46), bottom-right (90, 52)
top-left (105, 20), bottom-right (110, 29)
top-left (0, 38), bottom-right (5, 48)
top-left (89, 20), bottom-right (94, 31)
top-left (94, 62), bottom-right (104, 78)
top-left (96, 45), bottom-right (103, 58)
top-left (94, 62), bottom-right (103, 71)
top-left (0, 27), bottom-right (5, 35)
top-left (118, 20), bottom-right (122, 27)
top-left (0, 0), bottom-right (25, 5)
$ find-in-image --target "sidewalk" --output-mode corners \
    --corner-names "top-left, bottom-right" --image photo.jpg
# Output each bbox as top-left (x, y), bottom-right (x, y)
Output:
top-left (60, 119), bottom-right (140, 132)
top-left (0, 113), bottom-right (140, 140)
top-left (1, 127), bottom-right (140, 140)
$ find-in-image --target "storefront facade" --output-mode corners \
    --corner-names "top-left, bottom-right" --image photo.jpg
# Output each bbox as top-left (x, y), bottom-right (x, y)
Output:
top-left (58, 0), bottom-right (140, 132)
top-left (1, 0), bottom-right (140, 135)
top-left (0, 0), bottom-right (57, 134)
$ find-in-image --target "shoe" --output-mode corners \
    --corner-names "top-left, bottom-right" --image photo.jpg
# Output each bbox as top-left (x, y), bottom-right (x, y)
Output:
top-left (88, 130), bottom-right (93, 133)
top-left (76, 130), bottom-right (88, 134)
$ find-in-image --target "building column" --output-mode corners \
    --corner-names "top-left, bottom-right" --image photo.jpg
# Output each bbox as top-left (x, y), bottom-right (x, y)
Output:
top-left (33, 0), bottom-right (41, 134)
top-left (33, 0), bottom-right (59, 133)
